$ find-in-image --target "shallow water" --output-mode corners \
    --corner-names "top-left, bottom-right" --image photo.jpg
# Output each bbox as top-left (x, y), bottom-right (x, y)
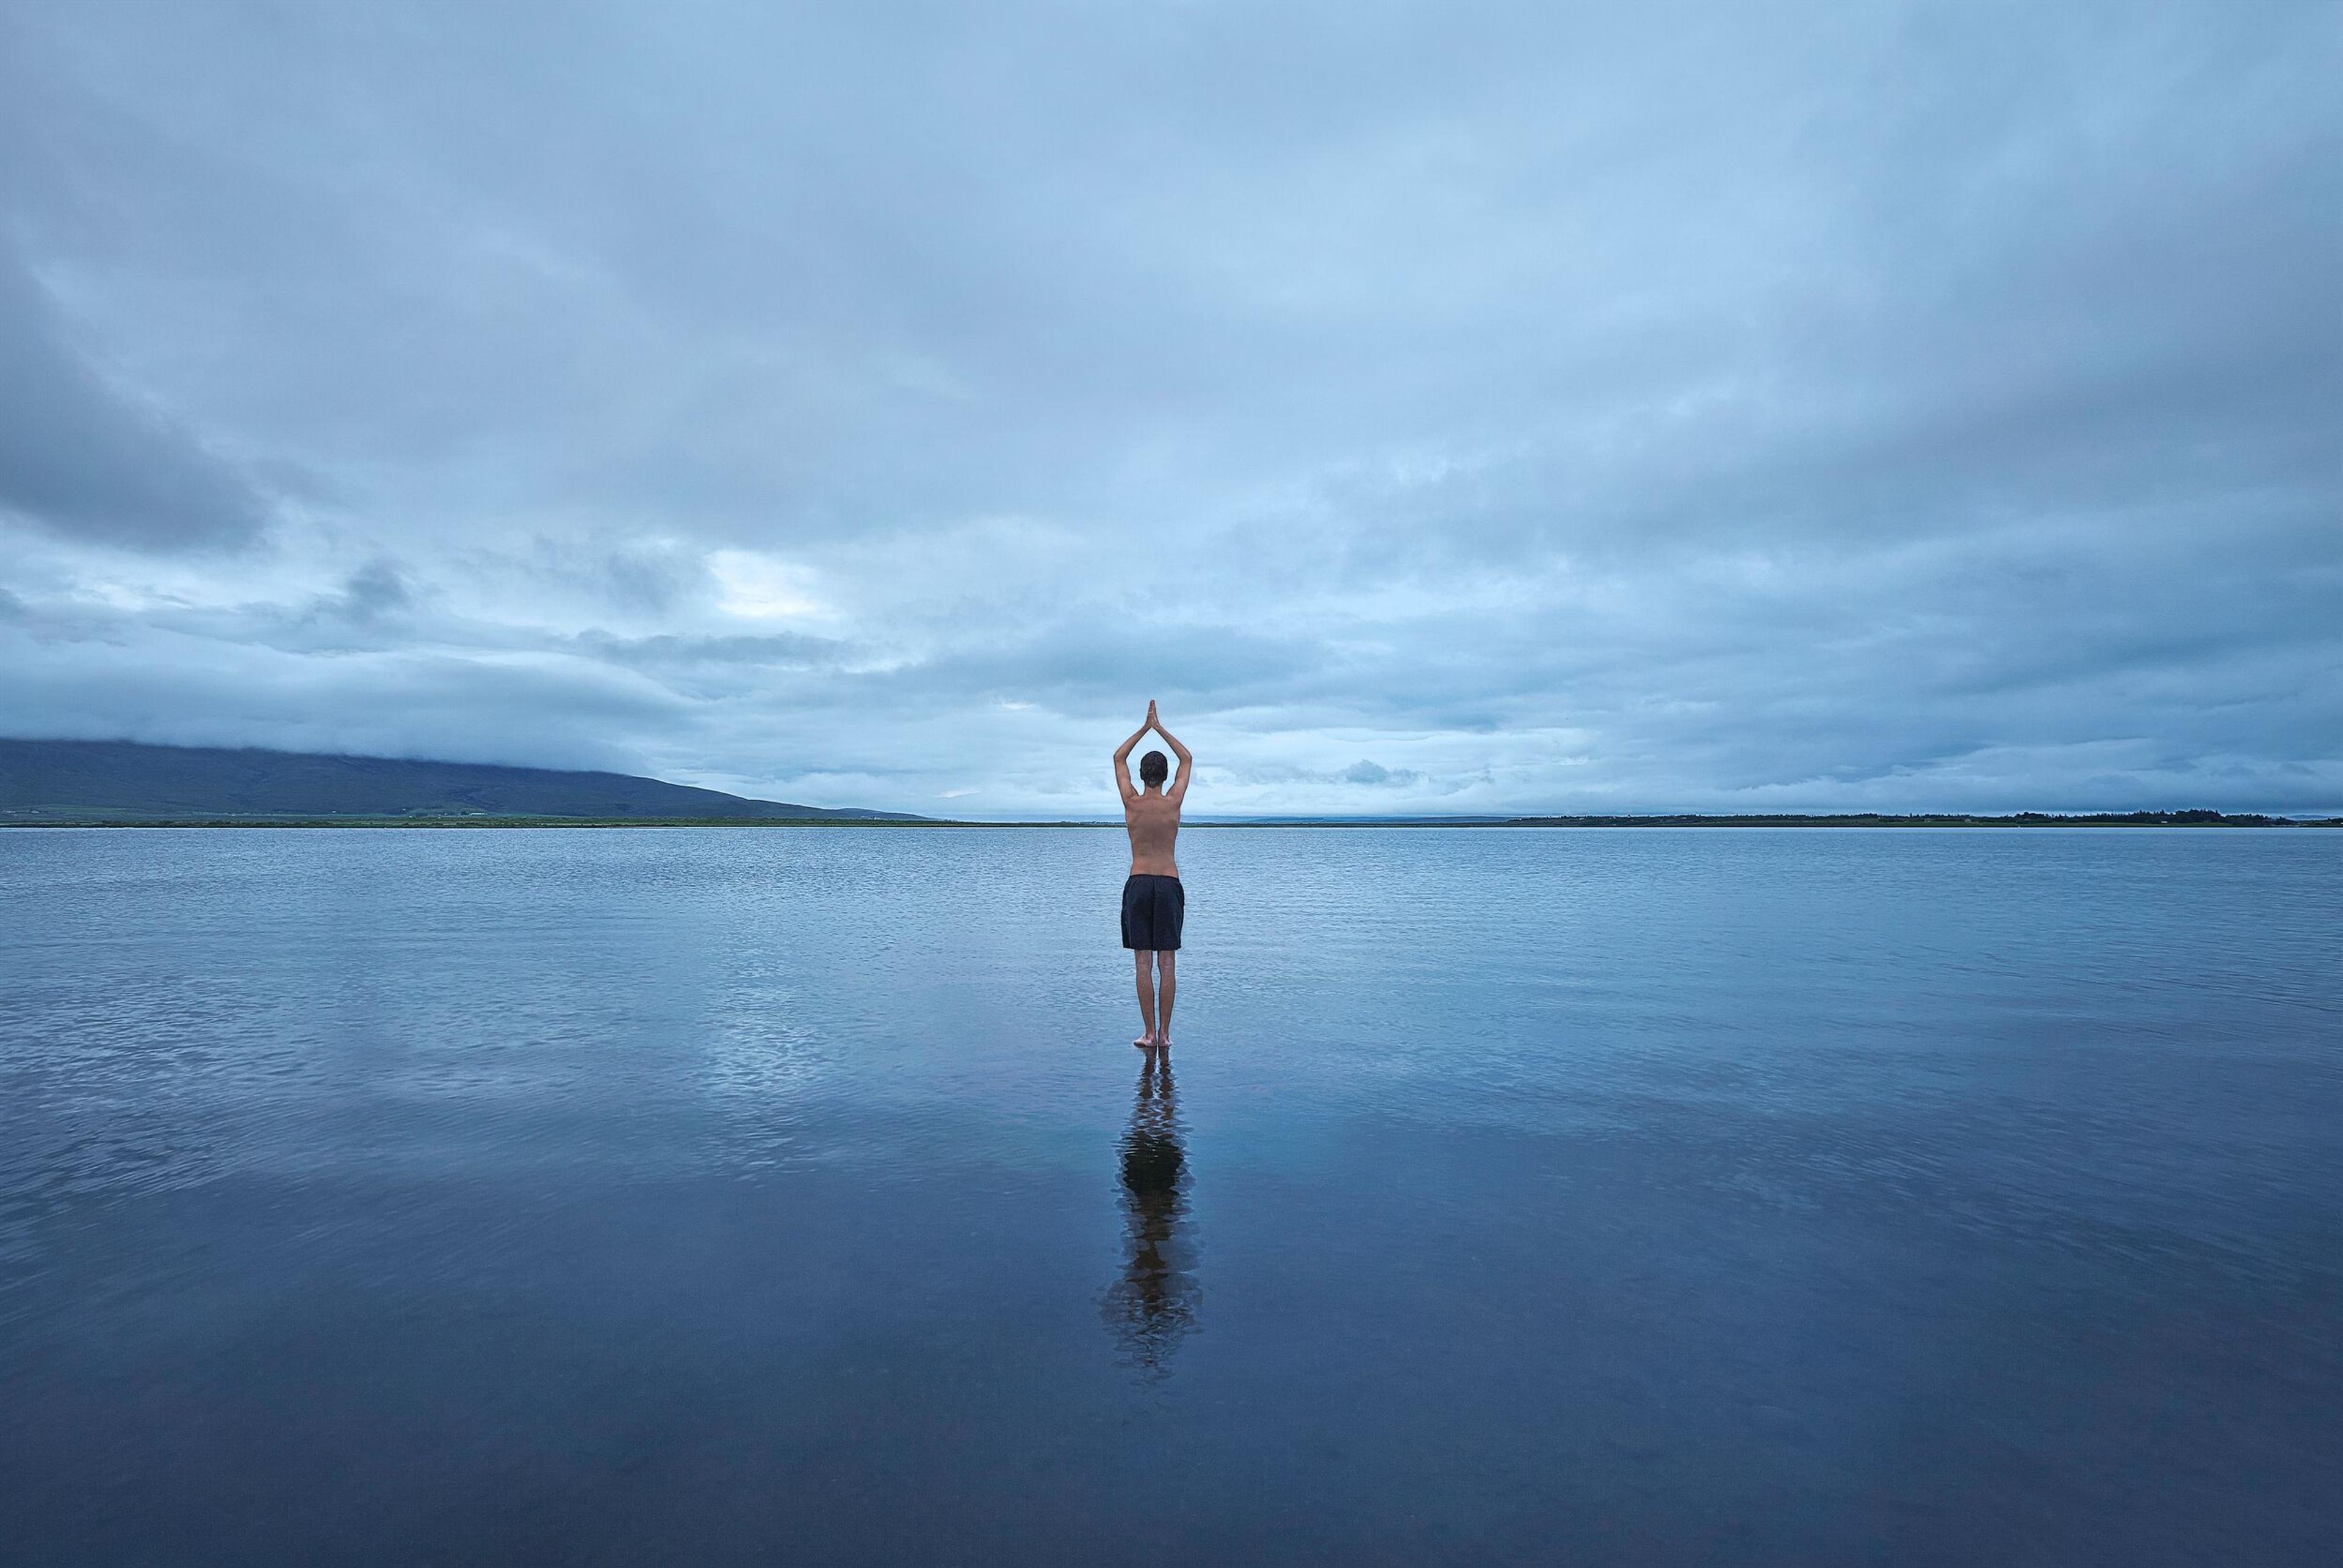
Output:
top-left (2, 826), bottom-right (2337, 1566)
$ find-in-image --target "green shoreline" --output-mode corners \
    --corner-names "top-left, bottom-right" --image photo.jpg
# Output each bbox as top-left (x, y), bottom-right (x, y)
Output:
top-left (5, 811), bottom-right (2337, 829)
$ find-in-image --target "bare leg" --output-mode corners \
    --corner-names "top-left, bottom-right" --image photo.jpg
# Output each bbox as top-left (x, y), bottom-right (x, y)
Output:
top-left (1133, 950), bottom-right (1158, 1046)
top-left (1154, 951), bottom-right (1176, 1045)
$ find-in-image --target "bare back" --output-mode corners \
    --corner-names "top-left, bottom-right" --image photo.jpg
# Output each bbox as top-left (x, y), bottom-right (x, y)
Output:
top-left (1123, 791), bottom-right (1181, 877)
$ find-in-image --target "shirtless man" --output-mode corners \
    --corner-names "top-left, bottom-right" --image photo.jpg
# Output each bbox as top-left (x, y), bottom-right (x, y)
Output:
top-left (1114, 700), bottom-right (1192, 1049)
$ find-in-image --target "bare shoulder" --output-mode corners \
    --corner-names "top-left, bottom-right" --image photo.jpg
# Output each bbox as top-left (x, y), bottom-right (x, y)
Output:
top-left (1124, 794), bottom-right (1181, 830)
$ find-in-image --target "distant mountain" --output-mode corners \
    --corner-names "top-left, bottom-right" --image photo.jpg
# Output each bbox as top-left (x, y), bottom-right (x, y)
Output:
top-left (0, 739), bottom-right (920, 822)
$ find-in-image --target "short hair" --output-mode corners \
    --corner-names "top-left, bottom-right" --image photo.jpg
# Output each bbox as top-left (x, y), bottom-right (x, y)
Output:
top-left (1139, 750), bottom-right (1168, 785)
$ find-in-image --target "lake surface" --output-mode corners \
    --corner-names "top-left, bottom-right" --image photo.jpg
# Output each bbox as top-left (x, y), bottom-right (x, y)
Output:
top-left (2, 827), bottom-right (2337, 1566)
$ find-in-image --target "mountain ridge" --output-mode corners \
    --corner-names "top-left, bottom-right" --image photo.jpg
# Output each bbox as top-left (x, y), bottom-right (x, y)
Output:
top-left (0, 738), bottom-right (917, 822)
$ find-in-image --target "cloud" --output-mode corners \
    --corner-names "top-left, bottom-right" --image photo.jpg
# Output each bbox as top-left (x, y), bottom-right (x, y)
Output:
top-left (333, 559), bottom-right (412, 621)
top-left (0, 1), bottom-right (2334, 813)
top-left (0, 253), bottom-right (269, 551)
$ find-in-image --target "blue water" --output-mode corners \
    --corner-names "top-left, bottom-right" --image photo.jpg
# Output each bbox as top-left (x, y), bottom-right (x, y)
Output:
top-left (2, 827), bottom-right (2337, 1565)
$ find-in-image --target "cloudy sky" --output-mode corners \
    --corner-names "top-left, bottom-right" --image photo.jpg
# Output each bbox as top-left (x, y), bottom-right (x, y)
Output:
top-left (1, 1), bottom-right (2336, 817)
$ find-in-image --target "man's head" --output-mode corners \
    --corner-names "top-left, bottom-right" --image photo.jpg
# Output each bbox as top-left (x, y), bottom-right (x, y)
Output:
top-left (1140, 750), bottom-right (1168, 787)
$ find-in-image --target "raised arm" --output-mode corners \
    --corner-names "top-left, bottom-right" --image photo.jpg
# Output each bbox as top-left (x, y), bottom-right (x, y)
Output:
top-left (1112, 717), bottom-right (1148, 804)
top-left (1148, 700), bottom-right (1194, 805)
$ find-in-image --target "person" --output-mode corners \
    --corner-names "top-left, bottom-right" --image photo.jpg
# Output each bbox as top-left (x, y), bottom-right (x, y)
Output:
top-left (1113, 700), bottom-right (1190, 1048)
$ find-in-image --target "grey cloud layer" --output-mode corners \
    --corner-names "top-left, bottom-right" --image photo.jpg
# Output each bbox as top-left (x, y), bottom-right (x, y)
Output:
top-left (0, 254), bottom-right (268, 548)
top-left (0, 0), bottom-right (2335, 813)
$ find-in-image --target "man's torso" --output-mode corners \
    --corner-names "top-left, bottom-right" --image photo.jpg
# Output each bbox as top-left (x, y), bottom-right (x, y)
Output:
top-left (1125, 794), bottom-right (1180, 877)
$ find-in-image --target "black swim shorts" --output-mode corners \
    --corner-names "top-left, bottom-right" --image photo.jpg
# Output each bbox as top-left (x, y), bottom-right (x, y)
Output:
top-left (1120, 874), bottom-right (1185, 952)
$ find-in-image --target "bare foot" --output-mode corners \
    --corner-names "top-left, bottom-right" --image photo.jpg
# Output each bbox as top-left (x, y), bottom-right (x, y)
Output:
top-left (1134, 1034), bottom-right (1156, 1049)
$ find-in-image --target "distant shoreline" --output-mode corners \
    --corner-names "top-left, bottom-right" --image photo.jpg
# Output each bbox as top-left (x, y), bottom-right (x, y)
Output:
top-left (12, 744), bottom-right (2334, 831)
top-left (5, 811), bottom-right (2338, 830)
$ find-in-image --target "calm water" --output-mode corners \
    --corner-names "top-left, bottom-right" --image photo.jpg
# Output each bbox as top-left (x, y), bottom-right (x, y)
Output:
top-left (2, 827), bottom-right (2338, 1566)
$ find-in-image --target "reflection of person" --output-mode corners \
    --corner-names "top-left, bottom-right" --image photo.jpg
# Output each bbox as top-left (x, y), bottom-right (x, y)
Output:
top-left (1112, 700), bottom-right (1192, 1049)
top-left (1103, 1050), bottom-right (1197, 1375)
